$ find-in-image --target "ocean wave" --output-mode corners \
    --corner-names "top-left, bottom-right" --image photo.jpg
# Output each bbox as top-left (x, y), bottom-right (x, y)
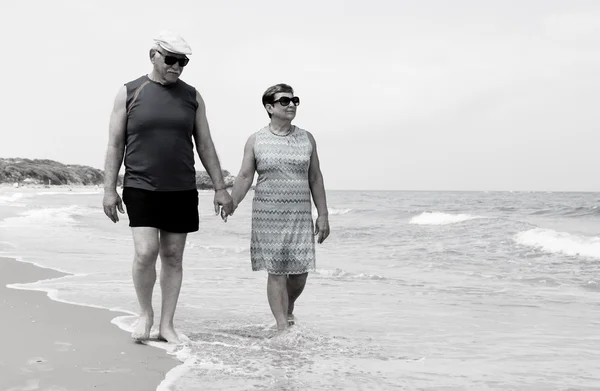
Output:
top-left (312, 207), bottom-right (353, 216)
top-left (0, 205), bottom-right (98, 228)
top-left (313, 268), bottom-right (386, 281)
top-left (0, 192), bottom-right (31, 205)
top-left (186, 242), bottom-right (247, 254)
top-left (514, 228), bottom-right (600, 259)
top-left (409, 212), bottom-right (482, 225)
top-left (529, 205), bottom-right (600, 218)
top-left (35, 190), bottom-right (103, 196)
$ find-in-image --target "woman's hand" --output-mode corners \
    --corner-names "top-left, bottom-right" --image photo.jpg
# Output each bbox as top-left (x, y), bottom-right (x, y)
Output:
top-left (314, 215), bottom-right (330, 244)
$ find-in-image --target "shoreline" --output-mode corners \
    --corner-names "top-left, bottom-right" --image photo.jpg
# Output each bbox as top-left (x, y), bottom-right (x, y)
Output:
top-left (0, 256), bottom-right (181, 391)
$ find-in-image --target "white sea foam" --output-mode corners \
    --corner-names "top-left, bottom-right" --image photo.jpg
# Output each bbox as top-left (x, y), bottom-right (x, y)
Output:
top-left (312, 207), bottom-right (353, 217)
top-left (328, 208), bottom-right (352, 215)
top-left (187, 242), bottom-right (247, 254)
top-left (156, 347), bottom-right (196, 391)
top-left (0, 192), bottom-right (32, 206)
top-left (0, 205), bottom-right (97, 228)
top-left (111, 315), bottom-right (195, 391)
top-left (36, 190), bottom-right (102, 196)
top-left (409, 212), bottom-right (481, 225)
top-left (314, 268), bottom-right (386, 281)
top-left (7, 278), bottom-right (131, 313)
top-left (514, 228), bottom-right (600, 259)
top-left (1, 255), bottom-right (81, 275)
top-left (0, 192), bottom-right (26, 203)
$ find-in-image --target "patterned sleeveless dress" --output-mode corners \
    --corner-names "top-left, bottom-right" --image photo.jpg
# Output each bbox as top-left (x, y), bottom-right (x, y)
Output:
top-left (251, 125), bottom-right (316, 275)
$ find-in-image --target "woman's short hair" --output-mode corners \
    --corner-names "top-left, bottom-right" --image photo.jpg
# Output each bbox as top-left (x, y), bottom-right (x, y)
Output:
top-left (262, 83), bottom-right (294, 118)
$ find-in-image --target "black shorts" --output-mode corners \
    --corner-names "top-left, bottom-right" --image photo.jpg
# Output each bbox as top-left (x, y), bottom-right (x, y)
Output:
top-left (122, 187), bottom-right (199, 233)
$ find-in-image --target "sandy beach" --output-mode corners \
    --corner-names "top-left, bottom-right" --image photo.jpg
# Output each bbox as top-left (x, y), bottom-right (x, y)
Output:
top-left (0, 256), bottom-right (178, 391)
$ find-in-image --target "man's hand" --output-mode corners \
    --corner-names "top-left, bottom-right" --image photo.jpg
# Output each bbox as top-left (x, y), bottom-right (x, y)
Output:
top-left (314, 215), bottom-right (330, 244)
top-left (103, 190), bottom-right (125, 223)
top-left (214, 189), bottom-right (234, 222)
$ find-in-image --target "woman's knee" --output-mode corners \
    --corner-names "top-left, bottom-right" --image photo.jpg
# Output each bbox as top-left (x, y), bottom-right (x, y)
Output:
top-left (268, 274), bottom-right (288, 285)
top-left (288, 272), bottom-right (308, 281)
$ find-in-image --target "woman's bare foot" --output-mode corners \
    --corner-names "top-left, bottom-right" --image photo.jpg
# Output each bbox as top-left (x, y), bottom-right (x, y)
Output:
top-left (158, 325), bottom-right (182, 344)
top-left (275, 318), bottom-right (289, 332)
top-left (131, 314), bottom-right (153, 341)
top-left (287, 314), bottom-right (296, 326)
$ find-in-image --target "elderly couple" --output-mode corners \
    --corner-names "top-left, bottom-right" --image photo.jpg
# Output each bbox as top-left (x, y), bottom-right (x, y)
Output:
top-left (101, 31), bottom-right (330, 344)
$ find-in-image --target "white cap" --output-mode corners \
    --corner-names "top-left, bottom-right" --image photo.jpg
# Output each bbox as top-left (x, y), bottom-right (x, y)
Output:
top-left (153, 30), bottom-right (192, 55)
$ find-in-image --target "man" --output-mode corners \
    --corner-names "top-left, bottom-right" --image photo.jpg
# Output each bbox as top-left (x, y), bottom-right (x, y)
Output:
top-left (230, 83), bottom-right (330, 331)
top-left (102, 31), bottom-right (233, 344)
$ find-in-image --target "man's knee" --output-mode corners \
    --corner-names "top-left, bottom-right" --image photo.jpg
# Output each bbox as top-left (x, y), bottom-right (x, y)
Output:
top-left (134, 244), bottom-right (159, 265)
top-left (159, 231), bottom-right (187, 268)
top-left (160, 245), bottom-right (184, 268)
top-left (132, 227), bottom-right (159, 265)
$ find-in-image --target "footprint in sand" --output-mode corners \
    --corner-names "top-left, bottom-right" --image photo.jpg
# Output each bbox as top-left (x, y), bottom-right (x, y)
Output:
top-left (81, 367), bottom-right (131, 374)
top-left (53, 341), bottom-right (72, 352)
top-left (25, 357), bottom-right (53, 372)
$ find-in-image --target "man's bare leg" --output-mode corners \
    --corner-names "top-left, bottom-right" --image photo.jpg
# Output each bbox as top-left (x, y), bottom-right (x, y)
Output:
top-left (267, 274), bottom-right (289, 331)
top-left (157, 230), bottom-right (187, 344)
top-left (131, 227), bottom-right (160, 341)
top-left (287, 272), bottom-right (308, 324)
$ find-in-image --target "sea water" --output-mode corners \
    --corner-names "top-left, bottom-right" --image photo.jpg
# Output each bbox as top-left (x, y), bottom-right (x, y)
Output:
top-left (1, 188), bottom-right (599, 390)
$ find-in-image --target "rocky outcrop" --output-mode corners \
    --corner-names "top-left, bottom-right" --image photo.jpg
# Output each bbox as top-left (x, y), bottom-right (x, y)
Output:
top-left (0, 158), bottom-right (234, 189)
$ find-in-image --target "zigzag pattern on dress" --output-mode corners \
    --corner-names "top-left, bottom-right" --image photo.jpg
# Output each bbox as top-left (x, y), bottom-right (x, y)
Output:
top-left (250, 126), bottom-right (316, 275)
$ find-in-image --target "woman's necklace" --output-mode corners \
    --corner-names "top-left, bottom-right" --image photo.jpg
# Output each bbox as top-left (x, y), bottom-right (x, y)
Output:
top-left (269, 124), bottom-right (294, 136)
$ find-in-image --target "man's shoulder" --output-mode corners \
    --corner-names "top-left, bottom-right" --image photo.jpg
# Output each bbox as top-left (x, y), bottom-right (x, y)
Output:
top-left (177, 79), bottom-right (197, 94)
top-left (124, 75), bottom-right (148, 89)
top-left (175, 79), bottom-right (199, 106)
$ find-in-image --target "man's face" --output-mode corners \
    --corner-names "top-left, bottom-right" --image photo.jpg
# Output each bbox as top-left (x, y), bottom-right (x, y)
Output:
top-left (153, 49), bottom-right (188, 83)
top-left (268, 92), bottom-right (299, 121)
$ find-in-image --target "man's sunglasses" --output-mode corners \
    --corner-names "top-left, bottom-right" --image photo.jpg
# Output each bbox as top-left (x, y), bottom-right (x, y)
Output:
top-left (158, 51), bottom-right (189, 67)
top-left (272, 96), bottom-right (300, 107)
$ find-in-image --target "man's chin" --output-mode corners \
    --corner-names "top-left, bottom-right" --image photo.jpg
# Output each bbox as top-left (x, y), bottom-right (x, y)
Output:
top-left (166, 73), bottom-right (180, 81)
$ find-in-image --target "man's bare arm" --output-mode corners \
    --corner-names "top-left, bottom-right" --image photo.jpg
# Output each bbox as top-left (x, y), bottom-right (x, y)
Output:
top-left (102, 86), bottom-right (127, 222)
top-left (193, 90), bottom-right (227, 190)
top-left (231, 134), bottom-right (257, 208)
top-left (103, 86), bottom-right (127, 191)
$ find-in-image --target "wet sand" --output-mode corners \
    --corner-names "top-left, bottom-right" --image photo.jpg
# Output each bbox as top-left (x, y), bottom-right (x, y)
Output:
top-left (0, 256), bottom-right (178, 391)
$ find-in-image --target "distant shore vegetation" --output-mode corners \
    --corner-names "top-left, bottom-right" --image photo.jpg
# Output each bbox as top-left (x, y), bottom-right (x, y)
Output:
top-left (0, 158), bottom-right (235, 189)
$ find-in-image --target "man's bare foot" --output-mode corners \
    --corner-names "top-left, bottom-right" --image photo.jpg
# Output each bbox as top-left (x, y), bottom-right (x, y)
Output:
top-left (158, 325), bottom-right (182, 344)
top-left (131, 314), bottom-right (153, 341)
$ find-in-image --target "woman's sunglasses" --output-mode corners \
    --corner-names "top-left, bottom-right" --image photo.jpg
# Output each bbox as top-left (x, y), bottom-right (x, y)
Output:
top-left (158, 51), bottom-right (189, 67)
top-left (272, 96), bottom-right (300, 107)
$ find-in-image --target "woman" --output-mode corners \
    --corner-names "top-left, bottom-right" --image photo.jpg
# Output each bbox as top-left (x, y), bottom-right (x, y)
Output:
top-left (230, 83), bottom-right (330, 331)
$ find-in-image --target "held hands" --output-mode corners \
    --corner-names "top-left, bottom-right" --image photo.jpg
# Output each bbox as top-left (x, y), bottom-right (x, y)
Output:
top-left (103, 190), bottom-right (125, 223)
top-left (214, 188), bottom-right (234, 222)
top-left (314, 215), bottom-right (330, 244)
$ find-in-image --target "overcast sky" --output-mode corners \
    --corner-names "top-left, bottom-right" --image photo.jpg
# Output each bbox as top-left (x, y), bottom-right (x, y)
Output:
top-left (1, 0), bottom-right (598, 191)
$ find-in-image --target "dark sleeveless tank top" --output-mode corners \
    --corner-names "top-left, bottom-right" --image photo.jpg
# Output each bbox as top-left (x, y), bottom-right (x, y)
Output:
top-left (123, 75), bottom-right (199, 191)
